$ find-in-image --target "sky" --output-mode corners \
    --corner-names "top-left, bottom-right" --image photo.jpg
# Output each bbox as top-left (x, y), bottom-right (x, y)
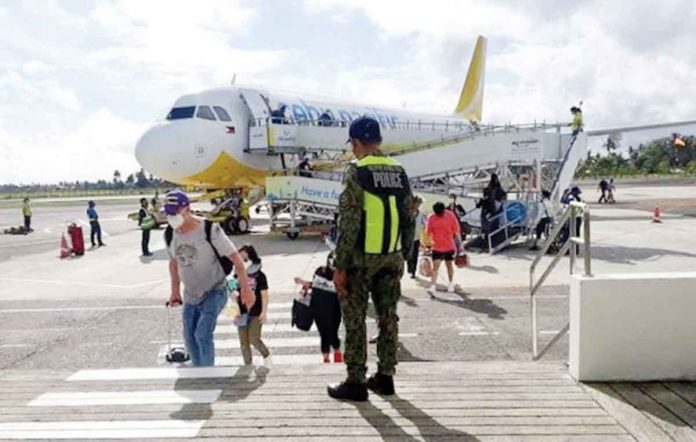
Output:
top-left (1, 0), bottom-right (696, 184)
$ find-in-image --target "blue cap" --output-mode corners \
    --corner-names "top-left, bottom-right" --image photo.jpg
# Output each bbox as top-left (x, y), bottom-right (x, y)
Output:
top-left (164, 190), bottom-right (190, 215)
top-left (348, 116), bottom-right (382, 144)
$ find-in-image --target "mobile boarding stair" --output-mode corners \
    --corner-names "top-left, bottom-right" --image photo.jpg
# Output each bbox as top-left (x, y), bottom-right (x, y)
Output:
top-left (241, 104), bottom-right (586, 243)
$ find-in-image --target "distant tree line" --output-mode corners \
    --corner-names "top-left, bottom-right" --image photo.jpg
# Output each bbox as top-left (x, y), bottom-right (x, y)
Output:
top-left (0, 168), bottom-right (173, 194)
top-left (577, 134), bottom-right (696, 178)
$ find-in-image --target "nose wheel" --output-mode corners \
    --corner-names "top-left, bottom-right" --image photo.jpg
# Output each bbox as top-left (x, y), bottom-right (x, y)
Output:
top-left (222, 216), bottom-right (250, 235)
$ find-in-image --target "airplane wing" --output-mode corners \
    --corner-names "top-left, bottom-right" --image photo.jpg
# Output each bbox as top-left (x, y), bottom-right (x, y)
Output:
top-left (587, 119), bottom-right (696, 137)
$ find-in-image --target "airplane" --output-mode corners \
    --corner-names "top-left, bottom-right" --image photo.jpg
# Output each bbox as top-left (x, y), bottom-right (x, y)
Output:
top-left (134, 37), bottom-right (488, 192)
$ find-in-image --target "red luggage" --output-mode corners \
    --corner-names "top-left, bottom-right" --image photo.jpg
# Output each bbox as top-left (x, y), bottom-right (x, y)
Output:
top-left (68, 223), bottom-right (85, 256)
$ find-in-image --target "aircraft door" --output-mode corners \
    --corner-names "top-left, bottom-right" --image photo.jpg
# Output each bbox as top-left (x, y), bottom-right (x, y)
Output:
top-left (239, 88), bottom-right (271, 150)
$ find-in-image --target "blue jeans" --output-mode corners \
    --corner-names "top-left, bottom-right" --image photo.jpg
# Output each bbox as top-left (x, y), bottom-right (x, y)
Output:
top-left (182, 288), bottom-right (227, 366)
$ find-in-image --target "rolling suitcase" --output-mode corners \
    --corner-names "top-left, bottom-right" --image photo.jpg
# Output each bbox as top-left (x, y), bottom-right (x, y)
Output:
top-left (68, 223), bottom-right (85, 256)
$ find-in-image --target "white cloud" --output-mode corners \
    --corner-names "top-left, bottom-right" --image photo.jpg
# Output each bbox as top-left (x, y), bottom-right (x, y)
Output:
top-left (0, 109), bottom-right (147, 184)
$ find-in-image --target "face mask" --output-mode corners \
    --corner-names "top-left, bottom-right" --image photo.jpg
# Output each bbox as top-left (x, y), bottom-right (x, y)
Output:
top-left (167, 214), bottom-right (184, 229)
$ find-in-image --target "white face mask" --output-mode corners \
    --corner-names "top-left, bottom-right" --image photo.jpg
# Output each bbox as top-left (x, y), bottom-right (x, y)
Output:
top-left (167, 214), bottom-right (184, 229)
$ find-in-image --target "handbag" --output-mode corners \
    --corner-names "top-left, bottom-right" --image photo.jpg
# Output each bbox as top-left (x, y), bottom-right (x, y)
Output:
top-left (455, 253), bottom-right (469, 268)
top-left (141, 215), bottom-right (156, 231)
top-left (291, 297), bottom-right (314, 331)
top-left (418, 256), bottom-right (433, 278)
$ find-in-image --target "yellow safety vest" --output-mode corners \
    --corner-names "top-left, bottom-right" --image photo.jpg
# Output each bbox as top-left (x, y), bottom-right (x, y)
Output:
top-left (571, 112), bottom-right (583, 130)
top-left (22, 203), bottom-right (31, 217)
top-left (355, 155), bottom-right (409, 255)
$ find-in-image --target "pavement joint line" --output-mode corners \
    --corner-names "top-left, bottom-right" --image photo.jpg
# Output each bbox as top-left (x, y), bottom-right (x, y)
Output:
top-left (0, 277), bottom-right (169, 290)
top-left (458, 331), bottom-right (501, 336)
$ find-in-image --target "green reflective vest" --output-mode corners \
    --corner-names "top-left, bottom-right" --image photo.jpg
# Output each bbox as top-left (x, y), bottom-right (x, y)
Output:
top-left (355, 155), bottom-right (410, 255)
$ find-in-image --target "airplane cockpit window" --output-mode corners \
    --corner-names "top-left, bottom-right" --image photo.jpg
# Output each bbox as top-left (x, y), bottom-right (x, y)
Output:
top-left (166, 106), bottom-right (196, 120)
top-left (196, 106), bottom-right (217, 121)
top-left (213, 106), bottom-right (232, 122)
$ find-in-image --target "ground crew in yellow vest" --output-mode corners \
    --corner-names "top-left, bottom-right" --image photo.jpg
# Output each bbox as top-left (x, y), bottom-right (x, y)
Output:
top-left (328, 116), bottom-right (416, 402)
top-left (22, 197), bottom-right (32, 231)
top-left (570, 106), bottom-right (584, 137)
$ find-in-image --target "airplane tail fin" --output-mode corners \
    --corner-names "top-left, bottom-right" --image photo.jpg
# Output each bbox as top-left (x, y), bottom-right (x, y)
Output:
top-left (454, 35), bottom-right (487, 122)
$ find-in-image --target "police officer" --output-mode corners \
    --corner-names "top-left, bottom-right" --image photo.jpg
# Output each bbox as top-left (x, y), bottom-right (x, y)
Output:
top-left (328, 117), bottom-right (415, 402)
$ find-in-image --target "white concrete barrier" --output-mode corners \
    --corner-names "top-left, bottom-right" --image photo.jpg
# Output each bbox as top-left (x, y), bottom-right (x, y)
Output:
top-left (569, 272), bottom-right (696, 381)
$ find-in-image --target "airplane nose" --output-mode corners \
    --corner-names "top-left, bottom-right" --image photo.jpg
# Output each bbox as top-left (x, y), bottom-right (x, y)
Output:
top-left (135, 121), bottom-right (207, 182)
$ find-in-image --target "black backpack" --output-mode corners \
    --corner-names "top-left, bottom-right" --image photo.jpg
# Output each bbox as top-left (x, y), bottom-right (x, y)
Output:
top-left (165, 220), bottom-right (233, 275)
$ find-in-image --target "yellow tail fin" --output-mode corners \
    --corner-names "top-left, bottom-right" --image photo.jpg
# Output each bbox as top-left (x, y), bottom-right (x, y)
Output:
top-left (454, 35), bottom-right (487, 122)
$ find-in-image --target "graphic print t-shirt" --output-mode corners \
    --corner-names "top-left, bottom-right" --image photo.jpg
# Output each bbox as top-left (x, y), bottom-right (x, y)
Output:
top-left (237, 270), bottom-right (268, 318)
top-left (167, 219), bottom-right (237, 304)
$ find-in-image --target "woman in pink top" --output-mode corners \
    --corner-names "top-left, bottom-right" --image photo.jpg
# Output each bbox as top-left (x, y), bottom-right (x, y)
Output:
top-left (426, 202), bottom-right (461, 293)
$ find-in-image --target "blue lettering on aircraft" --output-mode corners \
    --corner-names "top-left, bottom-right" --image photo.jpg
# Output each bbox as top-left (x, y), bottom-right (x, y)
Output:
top-left (271, 99), bottom-right (401, 128)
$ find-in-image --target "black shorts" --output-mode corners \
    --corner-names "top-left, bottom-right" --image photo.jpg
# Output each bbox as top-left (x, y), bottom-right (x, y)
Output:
top-left (432, 251), bottom-right (455, 261)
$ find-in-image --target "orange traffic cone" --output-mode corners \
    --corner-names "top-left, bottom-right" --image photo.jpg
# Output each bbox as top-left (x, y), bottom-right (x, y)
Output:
top-left (60, 234), bottom-right (71, 258)
top-left (652, 204), bottom-right (662, 223)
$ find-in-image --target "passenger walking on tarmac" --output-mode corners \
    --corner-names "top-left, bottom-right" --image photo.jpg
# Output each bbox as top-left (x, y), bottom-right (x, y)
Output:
top-left (234, 245), bottom-right (272, 366)
top-left (328, 116), bottom-right (415, 401)
top-left (598, 179), bottom-right (609, 204)
top-left (138, 198), bottom-right (153, 257)
top-left (86, 201), bottom-right (105, 247)
top-left (426, 202), bottom-right (461, 293)
top-left (165, 190), bottom-right (253, 367)
top-left (22, 197), bottom-right (32, 232)
top-left (294, 257), bottom-right (343, 363)
top-left (530, 190), bottom-right (554, 251)
top-left (570, 106), bottom-right (584, 138)
top-left (607, 178), bottom-right (616, 204)
top-left (407, 196), bottom-right (427, 278)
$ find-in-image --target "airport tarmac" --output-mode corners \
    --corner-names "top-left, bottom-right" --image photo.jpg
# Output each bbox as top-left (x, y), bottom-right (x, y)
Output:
top-left (1, 184), bottom-right (695, 441)
top-left (1, 183), bottom-right (696, 372)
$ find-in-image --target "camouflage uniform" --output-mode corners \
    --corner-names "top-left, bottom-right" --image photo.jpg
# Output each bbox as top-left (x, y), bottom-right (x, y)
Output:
top-left (334, 152), bottom-right (415, 384)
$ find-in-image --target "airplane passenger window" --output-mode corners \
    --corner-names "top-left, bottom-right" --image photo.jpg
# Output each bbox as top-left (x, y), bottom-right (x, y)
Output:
top-left (166, 106), bottom-right (196, 120)
top-left (196, 106), bottom-right (217, 121)
top-left (213, 106), bottom-right (232, 122)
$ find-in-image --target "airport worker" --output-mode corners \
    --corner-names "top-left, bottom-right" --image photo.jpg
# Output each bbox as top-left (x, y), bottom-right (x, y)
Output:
top-left (328, 116), bottom-right (415, 401)
top-left (407, 196), bottom-right (427, 278)
top-left (297, 155), bottom-right (313, 177)
top-left (86, 200), bottom-right (105, 247)
top-left (426, 202), bottom-right (460, 293)
top-left (570, 106), bottom-right (584, 137)
top-left (21, 198), bottom-right (32, 232)
top-left (138, 198), bottom-right (153, 257)
top-left (318, 110), bottom-right (334, 127)
top-left (164, 190), bottom-right (253, 366)
top-left (608, 178), bottom-right (616, 204)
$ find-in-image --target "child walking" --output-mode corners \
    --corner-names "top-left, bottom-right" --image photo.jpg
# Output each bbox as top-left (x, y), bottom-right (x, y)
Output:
top-left (235, 245), bottom-right (271, 366)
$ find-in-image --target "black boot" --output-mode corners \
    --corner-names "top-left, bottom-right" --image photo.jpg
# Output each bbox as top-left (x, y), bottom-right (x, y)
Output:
top-left (327, 381), bottom-right (368, 401)
top-left (367, 372), bottom-right (395, 396)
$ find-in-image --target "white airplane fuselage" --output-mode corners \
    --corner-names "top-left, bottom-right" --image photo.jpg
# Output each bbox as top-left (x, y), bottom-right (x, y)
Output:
top-left (135, 87), bottom-right (473, 189)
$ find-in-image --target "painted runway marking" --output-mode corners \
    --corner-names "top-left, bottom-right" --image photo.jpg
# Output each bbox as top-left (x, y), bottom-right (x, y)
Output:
top-left (215, 336), bottom-right (319, 349)
top-left (218, 311), bottom-right (288, 322)
top-left (216, 354), bottom-right (322, 366)
top-left (28, 390), bottom-right (221, 407)
top-left (0, 278), bottom-right (169, 291)
top-left (539, 330), bottom-right (563, 335)
top-left (0, 301), bottom-right (294, 315)
top-left (68, 366), bottom-right (263, 381)
top-left (0, 344), bottom-right (30, 348)
top-left (215, 322), bottom-right (305, 335)
top-left (0, 420), bottom-right (204, 439)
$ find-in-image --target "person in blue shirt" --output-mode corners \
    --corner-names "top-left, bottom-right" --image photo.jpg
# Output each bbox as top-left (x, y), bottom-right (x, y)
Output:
top-left (87, 201), bottom-right (105, 247)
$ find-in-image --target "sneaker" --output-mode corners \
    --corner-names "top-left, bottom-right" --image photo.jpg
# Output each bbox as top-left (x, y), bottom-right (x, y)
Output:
top-left (427, 284), bottom-right (436, 294)
top-left (367, 373), bottom-right (395, 396)
top-left (410, 274), bottom-right (416, 279)
top-left (143, 252), bottom-right (154, 257)
top-left (98, 243), bottom-right (106, 247)
top-left (237, 365), bottom-right (254, 377)
top-left (368, 335), bottom-right (378, 344)
top-left (323, 354), bottom-right (330, 363)
top-left (447, 282), bottom-right (455, 293)
top-left (327, 381), bottom-right (368, 402)
top-left (263, 355), bottom-right (273, 366)
top-left (333, 350), bottom-right (343, 363)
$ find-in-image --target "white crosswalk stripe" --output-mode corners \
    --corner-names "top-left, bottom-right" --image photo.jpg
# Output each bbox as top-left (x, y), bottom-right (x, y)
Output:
top-left (0, 420), bottom-right (205, 440)
top-left (28, 390), bottom-right (222, 406)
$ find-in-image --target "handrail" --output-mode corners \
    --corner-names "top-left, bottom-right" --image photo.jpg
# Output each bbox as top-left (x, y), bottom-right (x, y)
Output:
top-left (530, 201), bottom-right (591, 360)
